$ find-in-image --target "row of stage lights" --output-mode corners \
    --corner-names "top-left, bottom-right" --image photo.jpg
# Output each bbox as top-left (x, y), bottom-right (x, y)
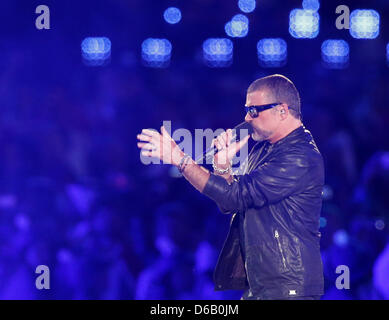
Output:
top-left (81, 0), bottom-right (384, 69)
top-left (81, 36), bottom-right (362, 69)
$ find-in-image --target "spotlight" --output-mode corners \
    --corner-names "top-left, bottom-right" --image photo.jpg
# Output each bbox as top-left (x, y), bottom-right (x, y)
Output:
top-left (224, 22), bottom-right (234, 38)
top-left (302, 0), bottom-right (320, 12)
top-left (387, 43), bottom-right (389, 66)
top-left (289, 9), bottom-right (319, 39)
top-left (321, 40), bottom-right (349, 69)
top-left (141, 38), bottom-right (172, 68)
top-left (257, 38), bottom-right (287, 68)
top-left (321, 184), bottom-right (334, 200)
top-left (333, 229), bottom-right (349, 248)
top-left (163, 7), bottom-right (182, 24)
top-left (225, 14), bottom-right (249, 38)
top-left (81, 37), bottom-right (111, 66)
top-left (203, 38), bottom-right (233, 68)
top-left (350, 9), bottom-right (380, 39)
top-left (375, 219), bottom-right (385, 231)
top-left (238, 0), bottom-right (256, 14)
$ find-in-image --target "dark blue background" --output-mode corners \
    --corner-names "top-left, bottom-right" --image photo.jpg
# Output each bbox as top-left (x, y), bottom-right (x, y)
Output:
top-left (0, 0), bottom-right (387, 299)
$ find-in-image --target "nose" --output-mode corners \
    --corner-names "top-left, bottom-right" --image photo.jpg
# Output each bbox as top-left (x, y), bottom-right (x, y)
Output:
top-left (245, 112), bottom-right (252, 122)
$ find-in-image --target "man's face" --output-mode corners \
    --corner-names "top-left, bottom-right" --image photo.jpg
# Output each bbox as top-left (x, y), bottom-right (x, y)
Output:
top-left (245, 90), bottom-right (281, 142)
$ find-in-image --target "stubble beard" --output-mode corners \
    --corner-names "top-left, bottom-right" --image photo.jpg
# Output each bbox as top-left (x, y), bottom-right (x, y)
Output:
top-left (252, 127), bottom-right (273, 142)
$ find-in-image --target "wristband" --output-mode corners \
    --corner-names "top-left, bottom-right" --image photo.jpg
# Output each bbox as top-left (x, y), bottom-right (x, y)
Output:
top-left (178, 154), bottom-right (191, 173)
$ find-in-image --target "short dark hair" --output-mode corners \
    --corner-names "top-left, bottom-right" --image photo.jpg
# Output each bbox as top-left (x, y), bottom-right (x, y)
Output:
top-left (247, 74), bottom-right (301, 119)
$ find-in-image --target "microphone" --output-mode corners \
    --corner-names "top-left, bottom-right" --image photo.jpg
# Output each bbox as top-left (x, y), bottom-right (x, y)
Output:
top-left (195, 121), bottom-right (253, 163)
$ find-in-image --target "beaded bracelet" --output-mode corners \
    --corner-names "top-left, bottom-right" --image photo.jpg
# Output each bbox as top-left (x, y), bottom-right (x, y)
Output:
top-left (212, 157), bottom-right (232, 175)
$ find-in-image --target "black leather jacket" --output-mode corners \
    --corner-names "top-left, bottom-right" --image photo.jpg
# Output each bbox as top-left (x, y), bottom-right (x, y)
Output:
top-left (202, 125), bottom-right (324, 299)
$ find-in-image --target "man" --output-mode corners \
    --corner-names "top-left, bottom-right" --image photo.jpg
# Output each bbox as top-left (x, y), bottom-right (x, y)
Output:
top-left (137, 74), bottom-right (325, 300)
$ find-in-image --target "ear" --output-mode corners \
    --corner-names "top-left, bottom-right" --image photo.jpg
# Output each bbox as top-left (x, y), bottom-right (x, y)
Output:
top-left (279, 103), bottom-right (288, 120)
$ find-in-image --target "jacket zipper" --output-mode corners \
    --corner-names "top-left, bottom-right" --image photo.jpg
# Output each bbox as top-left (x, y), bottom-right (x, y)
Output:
top-left (275, 230), bottom-right (287, 269)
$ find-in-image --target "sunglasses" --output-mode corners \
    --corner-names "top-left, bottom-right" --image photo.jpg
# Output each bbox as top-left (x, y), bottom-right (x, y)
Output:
top-left (245, 102), bottom-right (282, 118)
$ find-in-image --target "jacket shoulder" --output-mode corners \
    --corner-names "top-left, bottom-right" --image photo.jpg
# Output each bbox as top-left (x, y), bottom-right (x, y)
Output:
top-left (273, 135), bottom-right (323, 170)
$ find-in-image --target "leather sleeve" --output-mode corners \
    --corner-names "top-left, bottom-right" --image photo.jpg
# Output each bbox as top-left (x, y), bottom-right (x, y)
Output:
top-left (202, 149), bottom-right (322, 214)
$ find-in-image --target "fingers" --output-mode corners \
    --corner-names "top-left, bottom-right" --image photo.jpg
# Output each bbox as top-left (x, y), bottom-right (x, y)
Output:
top-left (138, 138), bottom-right (160, 157)
top-left (137, 128), bottom-right (161, 144)
top-left (142, 129), bottom-right (160, 137)
top-left (137, 142), bottom-right (156, 150)
top-left (213, 129), bottom-right (233, 151)
top-left (226, 129), bottom-right (233, 147)
top-left (235, 134), bottom-right (250, 152)
top-left (222, 129), bottom-right (234, 147)
top-left (214, 138), bottom-right (223, 151)
top-left (161, 126), bottom-right (171, 138)
top-left (138, 127), bottom-right (171, 143)
top-left (137, 134), bottom-right (153, 142)
top-left (141, 149), bottom-right (158, 158)
top-left (219, 131), bottom-right (227, 147)
top-left (137, 127), bottom-right (176, 162)
top-left (211, 136), bottom-right (222, 150)
top-left (137, 129), bottom-right (160, 157)
top-left (225, 134), bottom-right (250, 160)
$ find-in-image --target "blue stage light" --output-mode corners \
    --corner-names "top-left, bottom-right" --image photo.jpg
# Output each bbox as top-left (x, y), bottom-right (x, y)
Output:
top-left (238, 0), bottom-right (256, 13)
top-left (224, 22), bottom-right (234, 38)
top-left (225, 14), bottom-right (249, 38)
top-left (333, 229), bottom-right (349, 248)
top-left (289, 9), bottom-right (319, 39)
top-left (350, 9), bottom-right (380, 39)
top-left (321, 40), bottom-right (349, 69)
top-left (257, 38), bottom-right (287, 68)
top-left (302, 0), bottom-right (320, 12)
top-left (141, 38), bottom-right (172, 68)
top-left (163, 7), bottom-right (182, 24)
top-left (387, 43), bottom-right (389, 66)
top-left (375, 219), bottom-right (385, 231)
top-left (319, 217), bottom-right (327, 228)
top-left (203, 38), bottom-right (233, 68)
top-left (81, 37), bottom-right (111, 66)
top-left (321, 184), bottom-right (334, 200)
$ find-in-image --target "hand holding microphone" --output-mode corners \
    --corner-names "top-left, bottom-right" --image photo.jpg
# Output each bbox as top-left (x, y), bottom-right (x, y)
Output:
top-left (211, 127), bottom-right (251, 175)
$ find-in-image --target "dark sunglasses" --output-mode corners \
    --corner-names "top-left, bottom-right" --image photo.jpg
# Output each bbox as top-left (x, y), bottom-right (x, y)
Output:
top-left (245, 102), bottom-right (282, 118)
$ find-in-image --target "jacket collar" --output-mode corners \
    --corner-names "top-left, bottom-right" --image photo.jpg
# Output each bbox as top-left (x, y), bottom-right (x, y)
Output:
top-left (271, 125), bottom-right (306, 147)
